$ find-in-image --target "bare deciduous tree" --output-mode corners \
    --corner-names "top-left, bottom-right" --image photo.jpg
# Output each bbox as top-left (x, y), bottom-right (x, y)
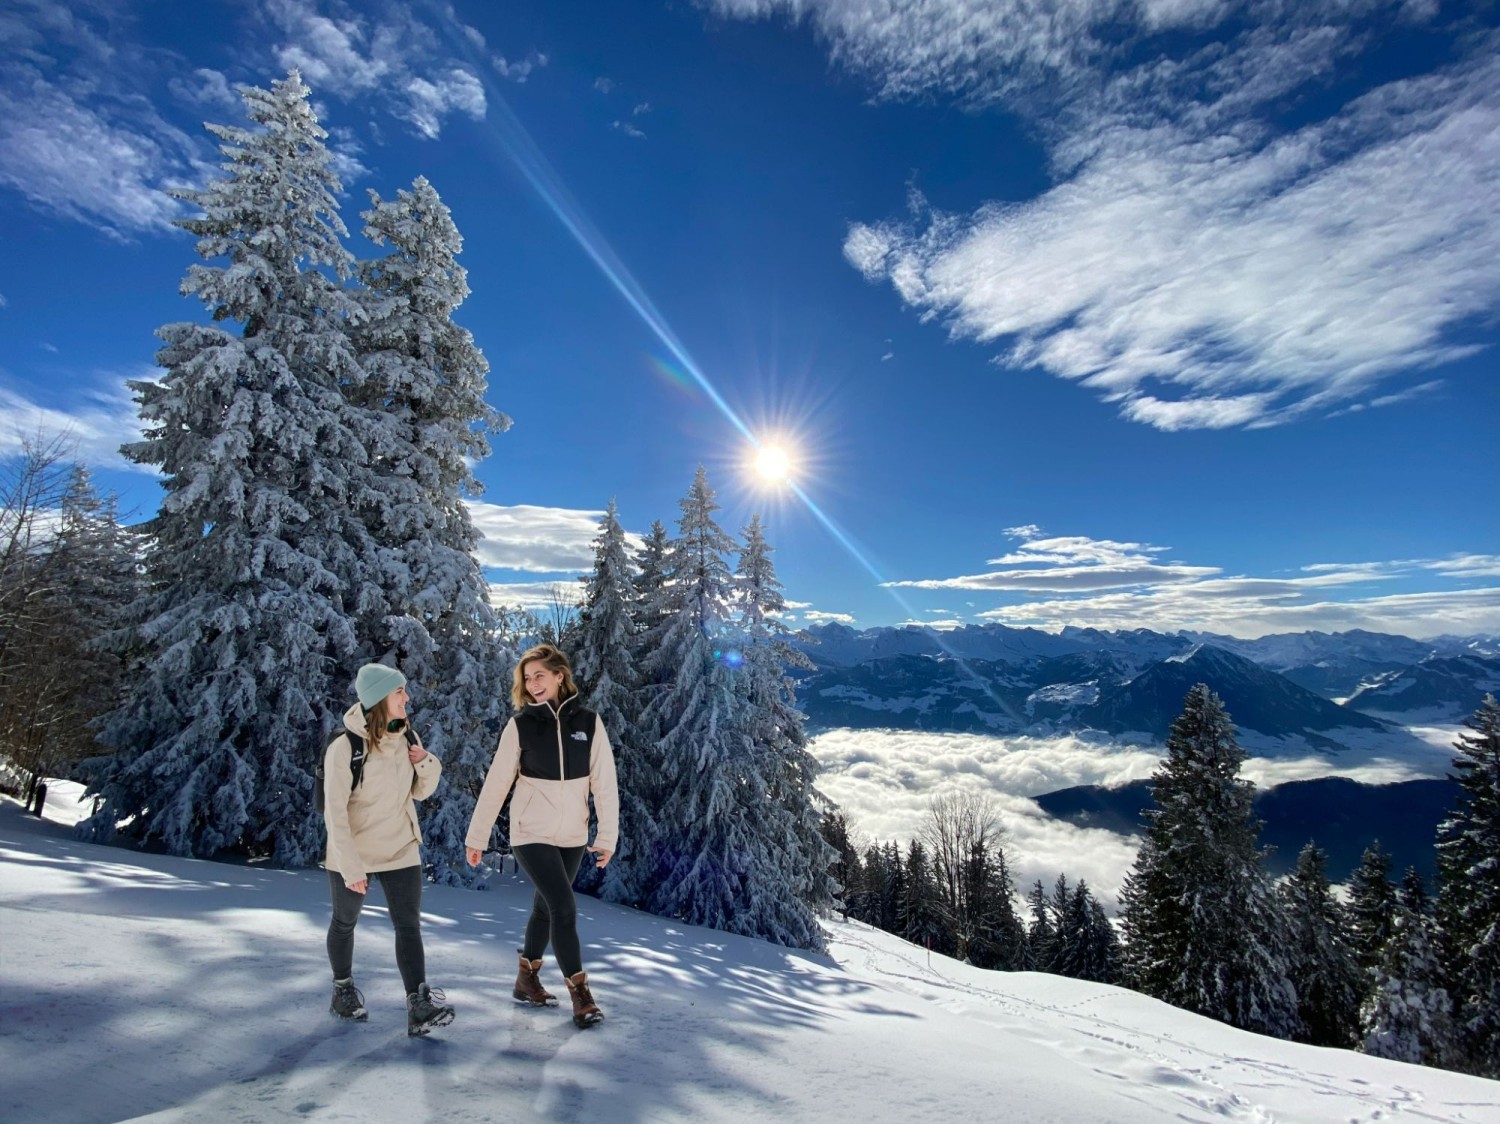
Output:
top-left (920, 789), bottom-right (1003, 961)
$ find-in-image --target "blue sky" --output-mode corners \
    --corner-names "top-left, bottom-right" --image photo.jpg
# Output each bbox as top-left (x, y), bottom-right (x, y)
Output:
top-left (2, 0), bottom-right (1497, 639)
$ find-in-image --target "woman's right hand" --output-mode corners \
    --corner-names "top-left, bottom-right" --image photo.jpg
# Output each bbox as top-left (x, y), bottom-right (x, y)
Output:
top-left (466, 847), bottom-right (483, 868)
top-left (348, 878), bottom-right (368, 894)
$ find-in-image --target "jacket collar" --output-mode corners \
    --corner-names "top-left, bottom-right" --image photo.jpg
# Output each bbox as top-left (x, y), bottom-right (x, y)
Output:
top-left (522, 694), bottom-right (577, 720)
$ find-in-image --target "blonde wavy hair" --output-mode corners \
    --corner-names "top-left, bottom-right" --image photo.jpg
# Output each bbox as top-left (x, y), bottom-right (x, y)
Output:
top-left (512, 643), bottom-right (580, 710)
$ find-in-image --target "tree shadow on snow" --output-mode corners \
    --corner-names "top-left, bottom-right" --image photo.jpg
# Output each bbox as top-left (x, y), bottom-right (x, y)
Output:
top-left (0, 804), bottom-right (916, 1124)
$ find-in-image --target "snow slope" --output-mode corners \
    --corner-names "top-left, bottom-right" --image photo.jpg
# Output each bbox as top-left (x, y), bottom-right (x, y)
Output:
top-left (1, 797), bottom-right (1495, 1124)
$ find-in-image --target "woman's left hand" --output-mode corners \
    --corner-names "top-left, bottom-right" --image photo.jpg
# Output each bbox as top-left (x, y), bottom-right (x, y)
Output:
top-left (588, 846), bottom-right (613, 869)
top-left (408, 743), bottom-right (427, 765)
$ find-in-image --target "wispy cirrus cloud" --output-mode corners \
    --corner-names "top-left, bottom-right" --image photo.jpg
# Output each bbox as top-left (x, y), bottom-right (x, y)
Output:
top-left (0, 373), bottom-right (156, 473)
top-left (167, 68), bottom-right (241, 113)
top-left (0, 2), bottom-right (205, 235)
top-left (263, 0), bottom-right (489, 139)
top-left (714, 1), bottom-right (1500, 429)
top-left (889, 526), bottom-right (1500, 637)
top-left (890, 527), bottom-right (1218, 591)
top-left (977, 584), bottom-right (1500, 639)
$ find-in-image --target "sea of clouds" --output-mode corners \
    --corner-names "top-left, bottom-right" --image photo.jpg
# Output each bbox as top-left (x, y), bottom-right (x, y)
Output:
top-left (808, 724), bottom-right (1463, 909)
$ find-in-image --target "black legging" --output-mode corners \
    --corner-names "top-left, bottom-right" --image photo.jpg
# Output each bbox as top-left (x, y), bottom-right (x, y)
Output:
top-left (327, 866), bottom-right (426, 995)
top-left (513, 843), bottom-right (587, 977)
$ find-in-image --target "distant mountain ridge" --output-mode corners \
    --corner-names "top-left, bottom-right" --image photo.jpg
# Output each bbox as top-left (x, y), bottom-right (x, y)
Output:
top-left (792, 622), bottom-right (1498, 744)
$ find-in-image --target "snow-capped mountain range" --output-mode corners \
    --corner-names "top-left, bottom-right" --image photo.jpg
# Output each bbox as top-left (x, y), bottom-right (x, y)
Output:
top-left (792, 623), bottom-right (1499, 746)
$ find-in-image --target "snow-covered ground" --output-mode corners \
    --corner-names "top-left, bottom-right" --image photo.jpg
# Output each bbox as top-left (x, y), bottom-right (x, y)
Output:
top-left (2, 794), bottom-right (1495, 1123)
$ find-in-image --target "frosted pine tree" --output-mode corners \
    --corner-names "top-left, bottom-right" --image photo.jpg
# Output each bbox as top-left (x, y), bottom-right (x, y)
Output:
top-left (963, 839), bottom-right (1025, 970)
top-left (1348, 840), bottom-right (1397, 981)
top-left (822, 810), bottom-right (862, 920)
top-left (350, 177), bottom-right (511, 884)
top-left (733, 513), bottom-right (834, 945)
top-left (569, 500), bottom-right (647, 899)
top-left (82, 72), bottom-right (367, 864)
top-left (640, 469), bottom-right (777, 939)
top-left (1283, 842), bottom-right (1363, 1047)
top-left (1053, 879), bottom-right (1117, 983)
top-left (594, 517), bottom-right (669, 906)
top-left (1360, 902), bottom-right (1461, 1067)
top-left (1025, 879), bottom-right (1054, 971)
top-left (1119, 684), bottom-right (1301, 1038)
top-left (1435, 695), bottom-right (1500, 1077)
top-left (632, 522), bottom-right (669, 617)
top-left (1085, 898), bottom-right (1123, 984)
top-left (900, 840), bottom-right (951, 954)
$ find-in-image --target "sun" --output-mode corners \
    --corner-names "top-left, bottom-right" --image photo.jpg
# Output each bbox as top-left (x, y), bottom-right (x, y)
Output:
top-left (754, 444), bottom-right (793, 483)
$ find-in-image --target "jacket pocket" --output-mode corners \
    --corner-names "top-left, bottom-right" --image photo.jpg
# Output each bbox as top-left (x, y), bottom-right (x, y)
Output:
top-left (513, 783), bottom-right (555, 840)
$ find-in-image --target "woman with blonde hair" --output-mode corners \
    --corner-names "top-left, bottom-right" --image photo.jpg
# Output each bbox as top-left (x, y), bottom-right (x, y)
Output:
top-left (324, 663), bottom-right (455, 1036)
top-left (466, 643), bottom-right (619, 1028)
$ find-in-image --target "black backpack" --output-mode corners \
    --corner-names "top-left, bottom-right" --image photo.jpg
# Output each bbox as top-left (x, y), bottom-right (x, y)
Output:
top-left (315, 724), bottom-right (419, 816)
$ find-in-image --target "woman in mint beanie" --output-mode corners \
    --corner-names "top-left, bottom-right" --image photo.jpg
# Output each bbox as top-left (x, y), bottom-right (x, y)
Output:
top-left (323, 663), bottom-right (455, 1036)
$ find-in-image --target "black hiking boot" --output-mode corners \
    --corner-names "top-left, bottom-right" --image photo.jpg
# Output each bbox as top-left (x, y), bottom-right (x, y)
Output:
top-left (407, 983), bottom-right (456, 1037)
top-left (330, 978), bottom-right (368, 1022)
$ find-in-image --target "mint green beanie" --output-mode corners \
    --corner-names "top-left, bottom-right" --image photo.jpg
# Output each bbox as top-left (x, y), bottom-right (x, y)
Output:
top-left (354, 663), bottom-right (407, 710)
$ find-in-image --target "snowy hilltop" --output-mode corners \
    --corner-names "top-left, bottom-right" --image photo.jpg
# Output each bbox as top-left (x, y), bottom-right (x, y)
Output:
top-left (2, 796), bottom-right (1494, 1123)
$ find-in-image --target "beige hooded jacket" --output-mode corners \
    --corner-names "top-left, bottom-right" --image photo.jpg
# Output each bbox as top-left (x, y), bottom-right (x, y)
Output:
top-left (324, 703), bottom-right (442, 889)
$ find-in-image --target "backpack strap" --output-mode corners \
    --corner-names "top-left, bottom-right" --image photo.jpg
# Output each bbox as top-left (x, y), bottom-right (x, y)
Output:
top-left (347, 730), bottom-right (368, 792)
top-left (344, 724), bottom-right (421, 795)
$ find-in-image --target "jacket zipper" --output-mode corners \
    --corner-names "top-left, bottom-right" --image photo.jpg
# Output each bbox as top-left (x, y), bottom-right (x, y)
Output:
top-left (552, 696), bottom-right (573, 840)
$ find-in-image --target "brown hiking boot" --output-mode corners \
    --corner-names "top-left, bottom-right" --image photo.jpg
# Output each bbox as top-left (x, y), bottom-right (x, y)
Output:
top-left (565, 971), bottom-right (604, 1028)
top-left (514, 952), bottom-right (558, 1007)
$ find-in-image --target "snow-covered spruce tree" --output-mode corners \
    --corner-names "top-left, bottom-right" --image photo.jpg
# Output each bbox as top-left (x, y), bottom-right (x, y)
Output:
top-left (1435, 694), bottom-right (1500, 1077)
top-left (962, 838), bottom-right (1025, 970)
top-left (600, 517), bottom-right (670, 908)
top-left (1118, 684), bottom-right (1301, 1038)
top-left (1046, 873), bottom-right (1074, 973)
top-left (1360, 901), bottom-right (1461, 1068)
top-left (628, 519), bottom-right (670, 714)
top-left (733, 513), bottom-right (835, 943)
top-left (1025, 879), bottom-right (1054, 971)
top-left (1085, 898), bottom-right (1124, 984)
top-left (820, 809), bottom-right (865, 921)
top-left (900, 839), bottom-right (951, 954)
top-left (640, 469), bottom-right (778, 939)
top-left (1348, 840), bottom-right (1398, 981)
top-left (856, 841), bottom-right (904, 932)
top-left (1282, 842), bottom-right (1363, 1048)
top-left (570, 500), bottom-right (646, 899)
top-left (1053, 879), bottom-right (1119, 983)
top-left (348, 176), bottom-right (511, 885)
top-left (1399, 867), bottom-right (1431, 917)
top-left (81, 72), bottom-right (367, 864)
top-left (879, 840), bottom-right (907, 934)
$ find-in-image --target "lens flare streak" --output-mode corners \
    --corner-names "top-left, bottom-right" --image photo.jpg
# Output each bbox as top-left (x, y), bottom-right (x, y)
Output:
top-left (428, 9), bottom-right (1019, 720)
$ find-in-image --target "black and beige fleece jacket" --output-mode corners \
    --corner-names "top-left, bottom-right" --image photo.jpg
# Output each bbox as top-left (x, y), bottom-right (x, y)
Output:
top-left (465, 696), bottom-right (619, 855)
